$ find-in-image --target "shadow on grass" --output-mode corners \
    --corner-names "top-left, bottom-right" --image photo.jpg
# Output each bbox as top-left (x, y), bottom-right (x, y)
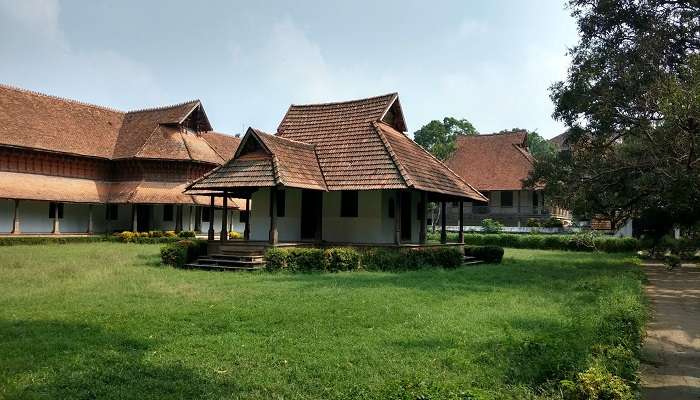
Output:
top-left (0, 319), bottom-right (239, 399)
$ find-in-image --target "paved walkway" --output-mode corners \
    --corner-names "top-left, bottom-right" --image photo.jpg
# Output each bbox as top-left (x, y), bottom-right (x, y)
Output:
top-left (641, 262), bottom-right (700, 400)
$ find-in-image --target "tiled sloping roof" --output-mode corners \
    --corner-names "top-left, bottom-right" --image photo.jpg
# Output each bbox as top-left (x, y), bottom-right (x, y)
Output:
top-left (0, 171), bottom-right (111, 203)
top-left (277, 93), bottom-right (406, 190)
top-left (0, 84), bottom-right (231, 164)
top-left (254, 129), bottom-right (326, 190)
top-left (199, 131), bottom-right (241, 161)
top-left (187, 128), bottom-right (327, 191)
top-left (549, 131), bottom-right (571, 151)
top-left (375, 122), bottom-right (486, 201)
top-left (0, 84), bottom-right (123, 159)
top-left (445, 131), bottom-right (534, 191)
top-left (108, 180), bottom-right (239, 207)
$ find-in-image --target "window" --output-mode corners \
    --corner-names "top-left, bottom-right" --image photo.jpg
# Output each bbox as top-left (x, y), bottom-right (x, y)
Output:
top-left (48, 202), bottom-right (64, 219)
top-left (240, 211), bottom-right (249, 223)
top-left (340, 190), bottom-right (358, 217)
top-left (532, 192), bottom-right (539, 208)
top-left (500, 191), bottom-right (514, 207)
top-left (202, 207), bottom-right (211, 222)
top-left (388, 197), bottom-right (395, 218)
top-left (163, 204), bottom-right (174, 221)
top-left (276, 190), bottom-right (286, 218)
top-left (106, 204), bottom-right (118, 220)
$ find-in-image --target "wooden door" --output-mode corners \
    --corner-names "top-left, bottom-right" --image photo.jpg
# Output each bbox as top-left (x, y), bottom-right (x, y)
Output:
top-left (301, 190), bottom-right (321, 240)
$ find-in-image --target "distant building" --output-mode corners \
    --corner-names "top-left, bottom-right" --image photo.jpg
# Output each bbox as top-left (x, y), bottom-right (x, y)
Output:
top-left (444, 130), bottom-right (571, 227)
top-left (0, 85), bottom-right (244, 235)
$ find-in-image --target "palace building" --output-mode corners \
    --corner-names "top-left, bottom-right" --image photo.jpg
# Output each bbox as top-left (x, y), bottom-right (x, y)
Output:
top-left (0, 85), bottom-right (244, 235)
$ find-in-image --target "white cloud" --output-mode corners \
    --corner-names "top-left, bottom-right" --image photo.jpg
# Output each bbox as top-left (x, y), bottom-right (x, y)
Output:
top-left (0, 0), bottom-right (162, 108)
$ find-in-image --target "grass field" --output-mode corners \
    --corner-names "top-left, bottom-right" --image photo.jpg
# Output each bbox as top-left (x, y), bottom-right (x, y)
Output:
top-left (0, 243), bottom-right (644, 399)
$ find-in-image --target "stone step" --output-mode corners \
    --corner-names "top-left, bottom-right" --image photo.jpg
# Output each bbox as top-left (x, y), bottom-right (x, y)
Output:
top-left (184, 263), bottom-right (262, 272)
top-left (209, 253), bottom-right (265, 262)
top-left (198, 257), bottom-right (265, 266)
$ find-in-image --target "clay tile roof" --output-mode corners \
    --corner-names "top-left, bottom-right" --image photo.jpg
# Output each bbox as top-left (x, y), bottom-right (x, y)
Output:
top-left (199, 131), bottom-right (241, 161)
top-left (374, 122), bottom-right (486, 201)
top-left (0, 84), bottom-right (231, 165)
top-left (445, 131), bottom-right (534, 191)
top-left (276, 93), bottom-right (407, 190)
top-left (187, 127), bottom-right (327, 191)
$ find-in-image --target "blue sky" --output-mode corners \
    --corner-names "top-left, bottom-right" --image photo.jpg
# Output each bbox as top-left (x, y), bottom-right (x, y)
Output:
top-left (0, 0), bottom-right (577, 138)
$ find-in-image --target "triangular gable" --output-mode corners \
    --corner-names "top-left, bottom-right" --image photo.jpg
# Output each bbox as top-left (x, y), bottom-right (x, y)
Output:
top-left (379, 94), bottom-right (407, 132)
top-left (178, 102), bottom-right (213, 132)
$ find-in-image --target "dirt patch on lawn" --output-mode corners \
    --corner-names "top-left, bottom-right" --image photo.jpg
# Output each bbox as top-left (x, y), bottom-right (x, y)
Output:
top-left (641, 262), bottom-right (700, 400)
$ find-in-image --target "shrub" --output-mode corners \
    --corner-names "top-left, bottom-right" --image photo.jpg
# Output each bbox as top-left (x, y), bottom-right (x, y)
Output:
top-left (163, 231), bottom-right (177, 238)
top-left (562, 365), bottom-right (634, 400)
top-left (526, 218), bottom-right (542, 228)
top-left (542, 217), bottom-right (564, 228)
top-left (324, 248), bottom-right (361, 272)
top-left (464, 245), bottom-right (504, 263)
top-left (177, 231), bottom-right (196, 238)
top-left (160, 239), bottom-right (207, 268)
top-left (286, 248), bottom-right (326, 272)
top-left (414, 247), bottom-right (463, 268)
top-left (264, 248), bottom-right (289, 272)
top-left (0, 236), bottom-right (107, 246)
top-left (229, 231), bottom-right (242, 239)
top-left (664, 254), bottom-right (681, 269)
top-left (481, 218), bottom-right (504, 233)
top-left (460, 233), bottom-right (640, 253)
top-left (149, 230), bottom-right (163, 238)
top-left (119, 231), bottom-right (136, 243)
top-left (361, 248), bottom-right (405, 271)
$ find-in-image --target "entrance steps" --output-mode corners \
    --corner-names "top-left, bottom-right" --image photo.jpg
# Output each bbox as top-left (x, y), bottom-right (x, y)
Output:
top-left (185, 245), bottom-right (267, 271)
top-left (463, 255), bottom-right (483, 265)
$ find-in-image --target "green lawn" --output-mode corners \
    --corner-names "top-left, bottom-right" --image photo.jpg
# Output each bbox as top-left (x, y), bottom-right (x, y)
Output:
top-left (0, 244), bottom-right (644, 399)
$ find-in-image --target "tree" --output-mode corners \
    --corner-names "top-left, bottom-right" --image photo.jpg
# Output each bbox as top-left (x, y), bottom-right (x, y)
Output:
top-left (527, 0), bottom-right (700, 232)
top-left (414, 117), bottom-right (477, 160)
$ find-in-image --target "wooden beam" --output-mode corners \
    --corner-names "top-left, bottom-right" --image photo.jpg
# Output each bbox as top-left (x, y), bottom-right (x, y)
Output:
top-left (87, 204), bottom-right (94, 234)
top-left (244, 198), bottom-right (251, 240)
top-left (220, 193), bottom-right (228, 241)
top-left (394, 191), bottom-right (401, 245)
top-left (440, 200), bottom-right (447, 244)
top-left (208, 196), bottom-right (215, 240)
top-left (458, 199), bottom-right (464, 244)
top-left (269, 187), bottom-right (278, 245)
top-left (419, 192), bottom-right (427, 244)
top-left (11, 199), bottom-right (20, 235)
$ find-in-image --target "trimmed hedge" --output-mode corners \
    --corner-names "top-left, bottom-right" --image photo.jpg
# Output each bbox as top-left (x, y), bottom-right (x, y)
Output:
top-left (160, 239), bottom-right (208, 268)
top-left (464, 245), bottom-right (504, 263)
top-left (0, 236), bottom-right (107, 246)
top-left (427, 232), bottom-right (640, 253)
top-left (265, 246), bottom-right (464, 273)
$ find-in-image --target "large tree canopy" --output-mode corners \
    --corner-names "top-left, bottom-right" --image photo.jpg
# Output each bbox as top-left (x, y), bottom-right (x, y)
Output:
top-left (527, 0), bottom-right (700, 231)
top-left (413, 117), bottom-right (477, 160)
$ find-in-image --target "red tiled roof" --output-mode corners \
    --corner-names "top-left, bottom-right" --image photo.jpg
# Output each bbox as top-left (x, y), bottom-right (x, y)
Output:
top-left (0, 84), bottom-right (235, 164)
top-left (199, 131), bottom-right (241, 161)
top-left (277, 93), bottom-right (407, 190)
top-left (375, 122), bottom-right (485, 200)
top-left (445, 131), bottom-right (534, 191)
top-left (189, 94), bottom-right (485, 201)
top-left (188, 128), bottom-right (327, 191)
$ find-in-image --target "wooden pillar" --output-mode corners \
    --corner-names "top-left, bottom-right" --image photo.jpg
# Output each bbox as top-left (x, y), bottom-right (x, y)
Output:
top-left (87, 204), bottom-right (94, 234)
top-left (106, 204), bottom-right (112, 235)
top-left (419, 192), bottom-right (427, 244)
top-left (516, 191), bottom-right (521, 227)
top-left (244, 198), bottom-right (251, 241)
top-left (131, 204), bottom-right (138, 232)
top-left (220, 193), bottom-right (228, 241)
top-left (52, 203), bottom-right (60, 234)
top-left (189, 205), bottom-right (195, 231)
top-left (440, 200), bottom-right (447, 244)
top-left (194, 206), bottom-right (202, 233)
top-left (269, 187), bottom-right (278, 244)
top-left (207, 196), bottom-right (215, 240)
top-left (315, 192), bottom-right (323, 243)
top-left (175, 205), bottom-right (183, 233)
top-left (394, 191), bottom-right (402, 245)
top-left (11, 199), bottom-right (20, 234)
top-left (458, 199), bottom-right (464, 244)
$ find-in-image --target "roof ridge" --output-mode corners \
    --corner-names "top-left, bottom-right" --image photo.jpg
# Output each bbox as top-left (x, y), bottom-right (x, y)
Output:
top-left (288, 92), bottom-right (397, 108)
top-left (0, 83), bottom-right (125, 114)
top-left (461, 131), bottom-right (527, 138)
top-left (199, 132), bottom-right (227, 164)
top-left (129, 125), bottom-right (162, 159)
top-left (179, 129), bottom-right (195, 161)
top-left (126, 99), bottom-right (200, 115)
top-left (270, 154), bottom-right (284, 186)
top-left (372, 121), bottom-right (414, 188)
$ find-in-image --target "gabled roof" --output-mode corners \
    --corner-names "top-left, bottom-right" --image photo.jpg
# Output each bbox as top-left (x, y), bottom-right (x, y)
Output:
top-left (549, 131), bottom-right (571, 151)
top-left (374, 122), bottom-right (485, 200)
top-left (188, 93), bottom-right (485, 201)
top-left (187, 127), bottom-right (327, 191)
top-left (445, 130), bottom-right (534, 191)
top-left (0, 84), bottom-right (235, 164)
